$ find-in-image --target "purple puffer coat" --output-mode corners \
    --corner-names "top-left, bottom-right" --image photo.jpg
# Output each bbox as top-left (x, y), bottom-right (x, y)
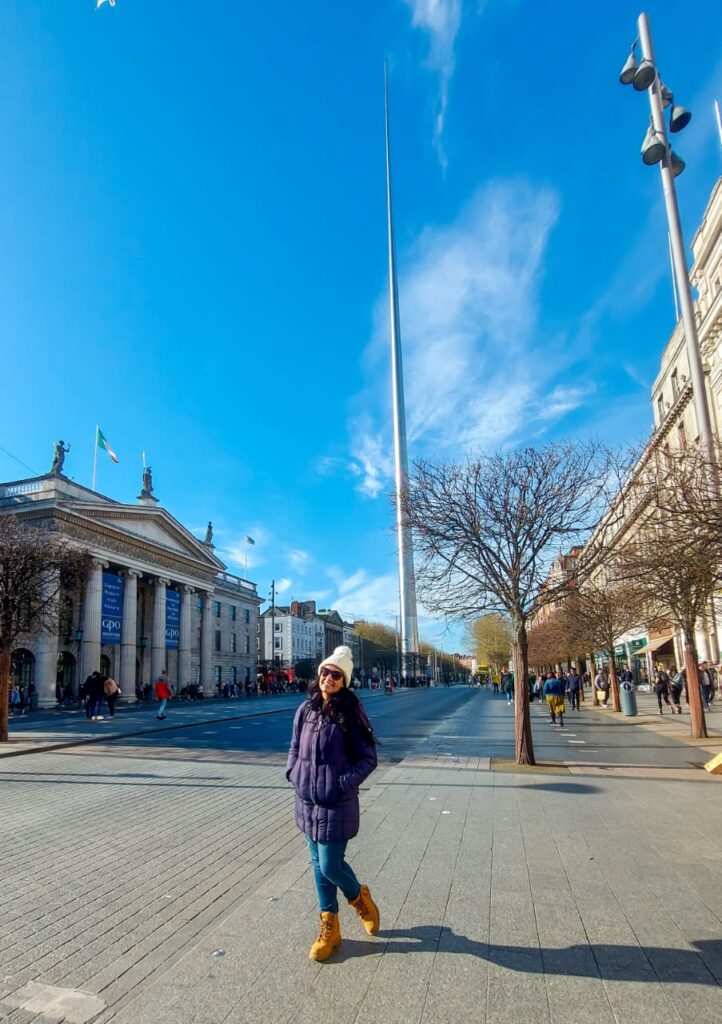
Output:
top-left (286, 698), bottom-right (377, 843)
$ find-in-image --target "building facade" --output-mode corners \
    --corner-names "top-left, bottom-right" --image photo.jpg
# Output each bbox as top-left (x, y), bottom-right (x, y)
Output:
top-left (257, 601), bottom-right (359, 670)
top-left (578, 176), bottom-right (722, 673)
top-left (1, 473), bottom-right (260, 705)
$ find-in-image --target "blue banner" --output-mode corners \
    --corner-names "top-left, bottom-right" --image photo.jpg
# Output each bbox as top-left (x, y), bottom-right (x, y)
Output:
top-left (166, 589), bottom-right (180, 649)
top-left (101, 573), bottom-right (123, 644)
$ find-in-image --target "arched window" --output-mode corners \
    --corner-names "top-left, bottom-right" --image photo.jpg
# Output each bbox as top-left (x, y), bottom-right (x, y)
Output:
top-left (56, 651), bottom-right (77, 697)
top-left (11, 649), bottom-right (35, 688)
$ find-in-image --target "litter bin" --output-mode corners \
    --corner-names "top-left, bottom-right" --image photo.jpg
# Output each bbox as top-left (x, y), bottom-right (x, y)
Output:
top-left (619, 680), bottom-right (637, 717)
top-left (30, 692), bottom-right (39, 712)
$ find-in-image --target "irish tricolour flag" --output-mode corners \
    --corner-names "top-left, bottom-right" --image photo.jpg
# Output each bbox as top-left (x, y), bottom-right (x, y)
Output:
top-left (97, 428), bottom-right (119, 463)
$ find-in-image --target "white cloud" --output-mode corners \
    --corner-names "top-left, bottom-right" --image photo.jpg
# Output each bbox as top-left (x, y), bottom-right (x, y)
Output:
top-left (217, 525), bottom-right (271, 573)
top-left (346, 179), bottom-right (574, 497)
top-left (286, 548), bottom-right (312, 572)
top-left (276, 577), bottom-right (293, 595)
top-left (403, 0), bottom-right (463, 166)
top-left (327, 568), bottom-right (400, 622)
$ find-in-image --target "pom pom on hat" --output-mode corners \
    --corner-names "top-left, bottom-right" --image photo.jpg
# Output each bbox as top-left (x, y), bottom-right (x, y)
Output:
top-left (319, 645), bottom-right (353, 686)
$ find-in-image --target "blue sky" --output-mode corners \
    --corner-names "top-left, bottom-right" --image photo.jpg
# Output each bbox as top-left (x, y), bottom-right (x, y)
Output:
top-left (2, 1), bottom-right (722, 650)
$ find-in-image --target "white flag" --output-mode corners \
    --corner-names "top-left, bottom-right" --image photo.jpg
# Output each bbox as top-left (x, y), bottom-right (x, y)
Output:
top-left (96, 0), bottom-right (116, 9)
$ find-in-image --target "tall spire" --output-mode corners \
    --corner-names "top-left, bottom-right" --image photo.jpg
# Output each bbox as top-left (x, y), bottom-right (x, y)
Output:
top-left (384, 64), bottom-right (420, 673)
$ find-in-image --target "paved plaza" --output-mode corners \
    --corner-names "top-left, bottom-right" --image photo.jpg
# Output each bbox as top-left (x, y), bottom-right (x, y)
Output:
top-left (1, 688), bottom-right (721, 1023)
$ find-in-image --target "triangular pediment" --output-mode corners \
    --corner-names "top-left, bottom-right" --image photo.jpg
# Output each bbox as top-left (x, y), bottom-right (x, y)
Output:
top-left (61, 502), bottom-right (226, 571)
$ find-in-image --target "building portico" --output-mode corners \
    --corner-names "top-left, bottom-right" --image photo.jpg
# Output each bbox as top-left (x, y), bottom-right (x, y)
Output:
top-left (1, 474), bottom-right (260, 706)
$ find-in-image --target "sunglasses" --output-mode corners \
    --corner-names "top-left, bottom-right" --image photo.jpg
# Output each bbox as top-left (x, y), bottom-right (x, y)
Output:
top-left (320, 668), bottom-right (344, 682)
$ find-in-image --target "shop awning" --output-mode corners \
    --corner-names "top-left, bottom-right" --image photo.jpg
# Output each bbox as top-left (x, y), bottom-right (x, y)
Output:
top-left (634, 634), bottom-right (675, 655)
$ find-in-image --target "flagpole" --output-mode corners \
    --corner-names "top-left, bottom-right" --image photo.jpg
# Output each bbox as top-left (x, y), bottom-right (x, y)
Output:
top-left (92, 425), bottom-right (98, 491)
top-left (715, 100), bottom-right (722, 153)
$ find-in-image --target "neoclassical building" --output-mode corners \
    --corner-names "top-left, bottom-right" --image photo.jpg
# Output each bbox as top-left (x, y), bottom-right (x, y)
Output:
top-left (1, 472), bottom-right (261, 705)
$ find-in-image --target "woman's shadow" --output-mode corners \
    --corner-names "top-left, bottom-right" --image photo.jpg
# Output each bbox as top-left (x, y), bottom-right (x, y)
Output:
top-left (333, 927), bottom-right (722, 985)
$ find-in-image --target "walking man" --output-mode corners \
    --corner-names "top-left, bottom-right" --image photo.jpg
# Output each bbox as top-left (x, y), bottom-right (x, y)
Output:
top-left (566, 667), bottom-right (581, 711)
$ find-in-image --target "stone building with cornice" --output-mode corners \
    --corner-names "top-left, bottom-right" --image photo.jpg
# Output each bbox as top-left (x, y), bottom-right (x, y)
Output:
top-left (1, 473), bottom-right (260, 705)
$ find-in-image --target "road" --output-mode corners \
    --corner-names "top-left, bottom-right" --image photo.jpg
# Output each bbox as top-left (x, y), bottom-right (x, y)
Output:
top-left (1, 687), bottom-right (721, 1024)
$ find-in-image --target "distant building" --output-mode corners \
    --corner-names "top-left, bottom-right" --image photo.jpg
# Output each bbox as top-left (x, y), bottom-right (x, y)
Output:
top-left (257, 600), bottom-right (359, 671)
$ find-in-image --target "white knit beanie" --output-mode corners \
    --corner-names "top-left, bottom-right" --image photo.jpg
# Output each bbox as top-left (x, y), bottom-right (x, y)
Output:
top-left (319, 645), bottom-right (354, 687)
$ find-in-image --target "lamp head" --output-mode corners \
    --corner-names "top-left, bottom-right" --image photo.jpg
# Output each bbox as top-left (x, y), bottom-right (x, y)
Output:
top-left (641, 124), bottom-right (666, 165)
top-left (670, 151), bottom-right (685, 177)
top-left (619, 49), bottom-right (638, 85)
top-left (633, 58), bottom-right (656, 91)
top-left (659, 83), bottom-right (674, 109)
top-left (669, 104), bottom-right (692, 133)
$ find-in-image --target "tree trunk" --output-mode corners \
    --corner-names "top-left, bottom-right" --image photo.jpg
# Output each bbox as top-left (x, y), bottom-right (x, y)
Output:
top-left (589, 655), bottom-right (599, 705)
top-left (513, 622), bottom-right (535, 765)
top-left (579, 653), bottom-right (586, 702)
top-left (0, 647), bottom-right (10, 743)
top-left (683, 631), bottom-right (707, 739)
top-left (608, 657), bottom-right (621, 713)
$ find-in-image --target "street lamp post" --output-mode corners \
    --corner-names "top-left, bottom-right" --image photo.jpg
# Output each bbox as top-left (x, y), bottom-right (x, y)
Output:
top-left (620, 12), bottom-right (710, 740)
top-left (621, 13), bottom-right (712, 449)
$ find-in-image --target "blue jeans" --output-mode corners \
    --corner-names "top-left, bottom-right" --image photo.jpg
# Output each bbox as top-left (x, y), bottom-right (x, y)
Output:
top-left (305, 836), bottom-right (361, 913)
top-left (157, 698), bottom-right (167, 716)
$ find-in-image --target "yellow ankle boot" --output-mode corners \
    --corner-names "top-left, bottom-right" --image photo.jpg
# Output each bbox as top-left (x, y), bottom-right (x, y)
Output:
top-left (309, 912), bottom-right (341, 961)
top-left (349, 884), bottom-right (380, 935)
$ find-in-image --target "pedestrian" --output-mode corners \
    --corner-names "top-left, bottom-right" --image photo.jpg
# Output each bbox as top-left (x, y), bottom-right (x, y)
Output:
top-left (653, 665), bottom-right (671, 714)
top-left (286, 645), bottom-right (379, 962)
top-left (594, 668), bottom-right (610, 707)
top-left (566, 667), bottom-right (581, 711)
top-left (501, 671), bottom-right (514, 704)
top-left (669, 666), bottom-right (683, 715)
top-left (155, 670), bottom-right (171, 720)
top-left (9, 684), bottom-right (21, 715)
top-left (492, 675), bottom-right (499, 695)
top-left (88, 671), bottom-right (105, 720)
top-left (543, 672), bottom-right (565, 726)
top-left (698, 661), bottom-right (714, 710)
top-left (103, 676), bottom-right (120, 718)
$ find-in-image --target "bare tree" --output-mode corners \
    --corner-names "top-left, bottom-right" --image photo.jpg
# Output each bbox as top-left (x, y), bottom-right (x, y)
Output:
top-left (527, 611), bottom-right (574, 673)
top-left (562, 583), bottom-right (646, 713)
top-left (611, 445), bottom-right (722, 739)
top-left (466, 614), bottom-right (513, 681)
top-left (401, 441), bottom-right (626, 764)
top-left (0, 517), bottom-right (89, 742)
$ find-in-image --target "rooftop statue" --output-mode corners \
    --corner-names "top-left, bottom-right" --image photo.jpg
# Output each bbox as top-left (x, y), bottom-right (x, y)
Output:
top-left (50, 441), bottom-right (70, 475)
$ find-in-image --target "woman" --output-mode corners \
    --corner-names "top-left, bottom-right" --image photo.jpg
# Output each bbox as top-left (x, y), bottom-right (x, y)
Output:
top-left (668, 666), bottom-right (683, 715)
top-left (543, 672), bottom-right (565, 727)
top-left (286, 645), bottom-right (379, 961)
top-left (653, 665), bottom-right (671, 714)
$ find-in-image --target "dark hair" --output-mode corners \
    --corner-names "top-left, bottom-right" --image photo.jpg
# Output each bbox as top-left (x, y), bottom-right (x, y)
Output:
top-left (306, 680), bottom-right (377, 747)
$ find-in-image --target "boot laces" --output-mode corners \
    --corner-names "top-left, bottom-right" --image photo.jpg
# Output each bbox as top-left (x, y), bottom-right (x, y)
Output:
top-left (354, 893), bottom-right (369, 917)
top-left (319, 917), bottom-right (334, 941)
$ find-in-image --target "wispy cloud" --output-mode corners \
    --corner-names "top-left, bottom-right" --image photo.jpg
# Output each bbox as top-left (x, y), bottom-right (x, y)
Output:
top-left (327, 567), bottom-right (399, 622)
top-left (343, 179), bottom-right (575, 497)
top-left (286, 547), bottom-right (312, 572)
top-left (276, 577), bottom-right (293, 595)
top-left (217, 525), bottom-right (271, 573)
top-left (403, 0), bottom-right (463, 167)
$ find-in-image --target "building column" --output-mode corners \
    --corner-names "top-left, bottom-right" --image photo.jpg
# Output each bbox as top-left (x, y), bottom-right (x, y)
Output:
top-left (179, 586), bottom-right (194, 691)
top-left (81, 559), bottom-right (107, 681)
top-left (200, 591), bottom-right (214, 693)
top-left (150, 577), bottom-right (170, 685)
top-left (120, 569), bottom-right (141, 699)
top-left (35, 570), bottom-right (60, 707)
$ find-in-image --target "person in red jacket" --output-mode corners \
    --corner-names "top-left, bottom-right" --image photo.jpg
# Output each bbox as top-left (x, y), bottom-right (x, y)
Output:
top-left (155, 671), bottom-right (171, 719)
